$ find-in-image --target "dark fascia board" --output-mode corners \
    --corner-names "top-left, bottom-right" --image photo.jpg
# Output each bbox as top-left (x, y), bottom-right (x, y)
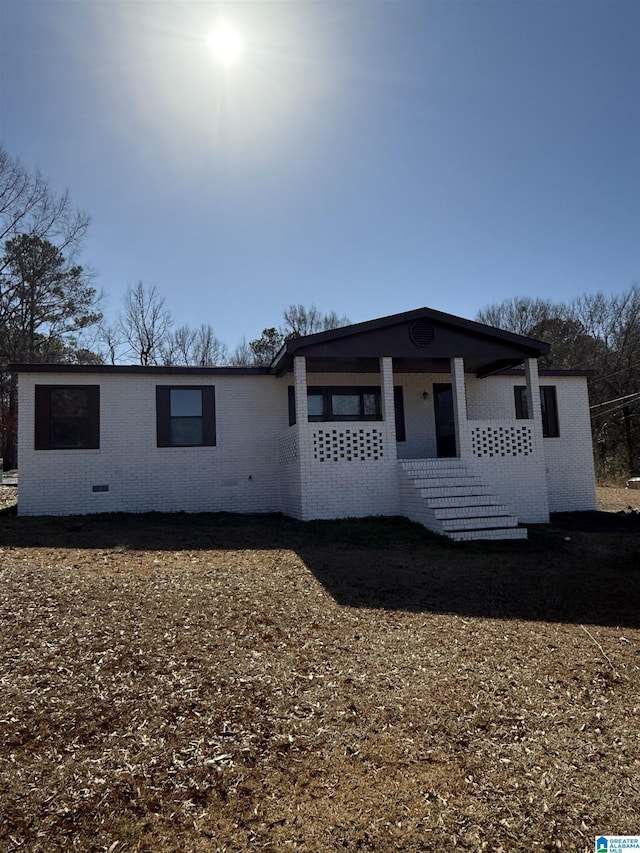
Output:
top-left (270, 306), bottom-right (550, 373)
top-left (9, 363), bottom-right (271, 377)
top-left (499, 368), bottom-right (596, 377)
top-left (9, 362), bottom-right (592, 380)
top-left (476, 359), bottom-right (527, 379)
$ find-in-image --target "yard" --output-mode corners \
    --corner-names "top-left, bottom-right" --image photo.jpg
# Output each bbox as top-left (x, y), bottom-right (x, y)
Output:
top-left (0, 486), bottom-right (639, 852)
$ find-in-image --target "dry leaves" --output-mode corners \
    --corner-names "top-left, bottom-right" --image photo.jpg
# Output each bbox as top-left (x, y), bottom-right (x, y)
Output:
top-left (0, 501), bottom-right (639, 851)
top-left (0, 485), bottom-right (17, 511)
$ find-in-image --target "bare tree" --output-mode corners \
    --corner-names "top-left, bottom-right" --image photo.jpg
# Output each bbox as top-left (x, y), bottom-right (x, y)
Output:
top-left (243, 304), bottom-right (351, 366)
top-left (282, 304), bottom-right (324, 337)
top-left (321, 309), bottom-right (351, 331)
top-left (190, 324), bottom-right (228, 366)
top-left (478, 287), bottom-right (640, 478)
top-left (574, 286), bottom-right (640, 475)
top-left (97, 323), bottom-right (122, 366)
top-left (161, 323), bottom-right (228, 366)
top-left (282, 303), bottom-right (350, 338)
top-left (0, 145), bottom-right (90, 261)
top-left (528, 316), bottom-right (604, 371)
top-left (229, 337), bottom-right (254, 367)
top-left (117, 282), bottom-right (173, 366)
top-left (476, 297), bottom-right (558, 336)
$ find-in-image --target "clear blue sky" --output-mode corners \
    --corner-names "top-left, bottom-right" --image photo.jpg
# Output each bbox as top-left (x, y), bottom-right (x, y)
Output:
top-left (1, 0), bottom-right (638, 351)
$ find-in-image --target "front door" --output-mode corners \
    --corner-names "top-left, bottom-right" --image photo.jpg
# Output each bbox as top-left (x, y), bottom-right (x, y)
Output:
top-left (433, 383), bottom-right (456, 457)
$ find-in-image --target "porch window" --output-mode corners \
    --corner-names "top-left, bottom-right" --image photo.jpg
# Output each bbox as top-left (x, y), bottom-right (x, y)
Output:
top-left (156, 386), bottom-right (216, 447)
top-left (288, 385), bottom-right (406, 441)
top-left (307, 386), bottom-right (382, 422)
top-left (307, 392), bottom-right (326, 418)
top-left (394, 386), bottom-right (406, 442)
top-left (514, 386), bottom-right (559, 437)
top-left (35, 385), bottom-right (100, 450)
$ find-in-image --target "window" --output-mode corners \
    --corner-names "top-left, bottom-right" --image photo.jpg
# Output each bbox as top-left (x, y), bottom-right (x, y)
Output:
top-left (540, 387), bottom-right (560, 438)
top-left (514, 385), bottom-right (559, 437)
top-left (307, 386), bottom-right (382, 422)
top-left (288, 386), bottom-right (296, 427)
top-left (288, 384), bottom-right (406, 440)
top-left (35, 385), bottom-right (100, 450)
top-left (156, 386), bottom-right (216, 447)
top-left (307, 391), bottom-right (326, 418)
top-left (394, 386), bottom-right (406, 442)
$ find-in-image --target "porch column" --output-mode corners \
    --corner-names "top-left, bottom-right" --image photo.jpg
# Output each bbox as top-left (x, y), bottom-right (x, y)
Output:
top-left (293, 356), bottom-right (313, 519)
top-left (379, 356), bottom-right (398, 462)
top-left (450, 357), bottom-right (470, 458)
top-left (524, 357), bottom-right (543, 429)
top-left (293, 356), bottom-right (308, 425)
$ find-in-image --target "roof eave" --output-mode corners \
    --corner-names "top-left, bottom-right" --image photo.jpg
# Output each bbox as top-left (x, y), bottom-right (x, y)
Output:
top-left (9, 363), bottom-right (272, 377)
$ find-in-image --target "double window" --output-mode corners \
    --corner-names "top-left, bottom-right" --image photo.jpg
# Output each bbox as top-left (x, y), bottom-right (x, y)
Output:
top-left (288, 384), bottom-right (406, 442)
top-left (307, 386), bottom-right (382, 422)
top-left (514, 385), bottom-right (559, 437)
top-left (35, 385), bottom-right (100, 450)
top-left (156, 386), bottom-right (216, 447)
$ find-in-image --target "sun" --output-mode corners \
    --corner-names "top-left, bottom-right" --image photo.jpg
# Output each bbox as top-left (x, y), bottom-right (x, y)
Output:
top-left (207, 24), bottom-right (244, 67)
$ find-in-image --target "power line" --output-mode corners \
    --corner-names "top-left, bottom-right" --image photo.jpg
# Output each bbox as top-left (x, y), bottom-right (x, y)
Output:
top-left (590, 395), bottom-right (640, 420)
top-left (590, 391), bottom-right (640, 410)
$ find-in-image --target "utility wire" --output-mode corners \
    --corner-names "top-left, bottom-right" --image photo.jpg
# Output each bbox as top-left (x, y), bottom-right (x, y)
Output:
top-left (590, 396), bottom-right (640, 420)
top-left (590, 391), bottom-right (640, 410)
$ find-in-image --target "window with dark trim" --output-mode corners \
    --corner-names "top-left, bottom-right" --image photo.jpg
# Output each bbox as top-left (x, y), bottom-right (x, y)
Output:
top-left (540, 387), bottom-right (560, 438)
top-left (514, 386), bottom-right (528, 421)
top-left (288, 386), bottom-right (296, 426)
top-left (35, 385), bottom-right (100, 450)
top-left (307, 386), bottom-right (382, 422)
top-left (394, 386), bottom-right (406, 442)
top-left (514, 385), bottom-right (560, 437)
top-left (288, 384), bottom-right (406, 440)
top-left (156, 386), bottom-right (216, 447)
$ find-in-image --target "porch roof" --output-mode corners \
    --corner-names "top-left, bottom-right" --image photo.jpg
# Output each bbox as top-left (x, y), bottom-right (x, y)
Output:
top-left (270, 307), bottom-right (550, 377)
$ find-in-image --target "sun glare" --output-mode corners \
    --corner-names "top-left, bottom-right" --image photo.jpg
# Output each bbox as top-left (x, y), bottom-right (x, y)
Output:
top-left (207, 24), bottom-right (244, 67)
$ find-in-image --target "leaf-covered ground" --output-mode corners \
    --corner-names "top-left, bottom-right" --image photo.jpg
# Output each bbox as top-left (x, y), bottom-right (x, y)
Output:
top-left (0, 490), bottom-right (639, 852)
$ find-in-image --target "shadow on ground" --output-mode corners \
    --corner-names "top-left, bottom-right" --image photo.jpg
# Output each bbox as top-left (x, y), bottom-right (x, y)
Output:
top-left (1, 508), bottom-right (639, 628)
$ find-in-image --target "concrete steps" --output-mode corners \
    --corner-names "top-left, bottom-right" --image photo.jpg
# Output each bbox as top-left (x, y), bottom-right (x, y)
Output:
top-left (398, 459), bottom-right (527, 542)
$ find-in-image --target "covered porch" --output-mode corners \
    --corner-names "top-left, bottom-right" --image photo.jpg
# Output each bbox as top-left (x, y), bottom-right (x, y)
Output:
top-left (273, 308), bottom-right (551, 537)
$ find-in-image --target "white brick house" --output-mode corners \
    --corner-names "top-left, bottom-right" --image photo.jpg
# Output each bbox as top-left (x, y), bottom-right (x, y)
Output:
top-left (12, 307), bottom-right (597, 540)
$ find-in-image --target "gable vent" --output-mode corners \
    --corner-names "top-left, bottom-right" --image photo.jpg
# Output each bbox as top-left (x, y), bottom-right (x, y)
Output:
top-left (409, 320), bottom-right (435, 347)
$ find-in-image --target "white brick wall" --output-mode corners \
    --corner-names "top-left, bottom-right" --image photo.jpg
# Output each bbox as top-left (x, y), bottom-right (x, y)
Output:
top-left (466, 374), bottom-right (522, 419)
top-left (468, 454), bottom-right (549, 523)
top-left (18, 371), bottom-right (289, 516)
top-left (464, 372), bottom-right (596, 514)
top-left (278, 427), bottom-right (302, 519)
top-left (285, 361), bottom-right (399, 521)
top-left (17, 365), bottom-right (596, 520)
top-left (298, 424), bottom-right (399, 520)
top-left (542, 376), bottom-right (597, 512)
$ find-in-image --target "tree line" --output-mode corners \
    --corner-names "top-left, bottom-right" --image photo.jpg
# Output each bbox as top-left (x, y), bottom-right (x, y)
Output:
top-left (1, 144), bottom-right (638, 478)
top-left (477, 293), bottom-right (640, 479)
top-left (99, 282), bottom-right (349, 369)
